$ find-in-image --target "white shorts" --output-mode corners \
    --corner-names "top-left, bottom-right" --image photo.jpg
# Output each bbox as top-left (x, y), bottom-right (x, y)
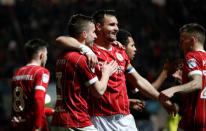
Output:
top-left (51, 125), bottom-right (98, 131)
top-left (90, 114), bottom-right (138, 131)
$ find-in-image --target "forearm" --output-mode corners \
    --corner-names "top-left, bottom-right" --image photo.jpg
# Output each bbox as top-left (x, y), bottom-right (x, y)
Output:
top-left (137, 76), bottom-right (160, 101)
top-left (171, 78), bottom-right (202, 94)
top-left (127, 70), bottom-right (159, 101)
top-left (56, 36), bottom-right (81, 50)
top-left (34, 90), bottom-right (45, 128)
top-left (93, 73), bottom-right (110, 97)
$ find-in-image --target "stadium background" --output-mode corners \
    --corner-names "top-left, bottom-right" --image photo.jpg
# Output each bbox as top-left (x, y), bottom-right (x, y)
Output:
top-left (0, 0), bottom-right (206, 130)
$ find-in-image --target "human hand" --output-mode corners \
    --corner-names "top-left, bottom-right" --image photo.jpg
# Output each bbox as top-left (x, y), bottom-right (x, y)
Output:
top-left (86, 54), bottom-right (98, 67)
top-left (163, 100), bottom-right (177, 115)
top-left (112, 41), bottom-right (124, 49)
top-left (163, 59), bottom-right (183, 76)
top-left (159, 88), bottom-right (176, 102)
top-left (129, 99), bottom-right (145, 112)
top-left (79, 44), bottom-right (98, 67)
top-left (172, 69), bottom-right (182, 82)
top-left (102, 60), bottom-right (118, 76)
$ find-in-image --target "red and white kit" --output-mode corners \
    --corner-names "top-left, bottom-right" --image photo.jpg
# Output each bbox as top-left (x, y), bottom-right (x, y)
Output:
top-left (180, 50), bottom-right (206, 130)
top-left (51, 51), bottom-right (98, 127)
top-left (10, 64), bottom-right (50, 131)
top-left (89, 43), bottom-right (134, 116)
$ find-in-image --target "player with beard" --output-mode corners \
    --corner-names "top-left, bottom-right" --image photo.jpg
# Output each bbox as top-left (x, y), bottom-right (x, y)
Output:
top-left (55, 10), bottom-right (175, 131)
top-left (51, 14), bottom-right (118, 131)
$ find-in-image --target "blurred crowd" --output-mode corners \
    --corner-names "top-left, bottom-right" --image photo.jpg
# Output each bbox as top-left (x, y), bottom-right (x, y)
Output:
top-left (0, 0), bottom-right (206, 130)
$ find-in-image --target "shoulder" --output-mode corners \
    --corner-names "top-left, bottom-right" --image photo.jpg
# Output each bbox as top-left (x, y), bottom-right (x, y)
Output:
top-left (35, 66), bottom-right (50, 76)
top-left (111, 41), bottom-right (125, 50)
top-left (185, 51), bottom-right (202, 61)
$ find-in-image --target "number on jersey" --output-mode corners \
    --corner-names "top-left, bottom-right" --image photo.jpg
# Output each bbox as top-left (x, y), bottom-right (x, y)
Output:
top-left (56, 72), bottom-right (63, 100)
top-left (13, 86), bottom-right (25, 112)
top-left (200, 87), bottom-right (206, 99)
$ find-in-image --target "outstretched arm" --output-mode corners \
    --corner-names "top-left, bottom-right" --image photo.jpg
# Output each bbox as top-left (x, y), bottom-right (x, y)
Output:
top-left (159, 74), bottom-right (202, 102)
top-left (126, 69), bottom-right (159, 100)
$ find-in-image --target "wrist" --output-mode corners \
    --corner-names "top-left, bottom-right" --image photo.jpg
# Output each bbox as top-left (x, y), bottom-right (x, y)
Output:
top-left (79, 44), bottom-right (94, 55)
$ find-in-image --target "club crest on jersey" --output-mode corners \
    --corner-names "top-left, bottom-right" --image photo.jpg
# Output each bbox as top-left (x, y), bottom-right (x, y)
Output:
top-left (42, 73), bottom-right (49, 83)
top-left (187, 58), bottom-right (197, 69)
top-left (116, 52), bottom-right (123, 61)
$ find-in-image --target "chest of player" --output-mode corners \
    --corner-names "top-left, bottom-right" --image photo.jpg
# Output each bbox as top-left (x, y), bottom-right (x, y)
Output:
top-left (94, 48), bottom-right (126, 74)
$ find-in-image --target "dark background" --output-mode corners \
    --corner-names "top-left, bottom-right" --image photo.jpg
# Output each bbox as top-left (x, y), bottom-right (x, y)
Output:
top-left (0, 0), bottom-right (206, 130)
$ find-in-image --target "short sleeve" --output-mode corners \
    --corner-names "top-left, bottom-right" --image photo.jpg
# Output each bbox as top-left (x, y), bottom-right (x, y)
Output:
top-left (77, 56), bottom-right (98, 87)
top-left (35, 68), bottom-right (50, 92)
top-left (185, 52), bottom-right (202, 77)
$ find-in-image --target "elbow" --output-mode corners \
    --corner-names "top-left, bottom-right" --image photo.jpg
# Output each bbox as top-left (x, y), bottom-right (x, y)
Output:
top-left (56, 36), bottom-right (65, 44)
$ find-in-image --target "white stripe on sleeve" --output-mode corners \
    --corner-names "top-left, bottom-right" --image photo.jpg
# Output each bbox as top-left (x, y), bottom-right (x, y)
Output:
top-left (35, 86), bottom-right (46, 92)
top-left (85, 76), bottom-right (98, 87)
top-left (188, 70), bottom-right (202, 77)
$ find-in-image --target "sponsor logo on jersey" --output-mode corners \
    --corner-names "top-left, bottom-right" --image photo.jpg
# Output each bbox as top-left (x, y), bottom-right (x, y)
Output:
top-left (43, 73), bottom-right (49, 83)
top-left (187, 58), bottom-right (197, 68)
top-left (116, 52), bottom-right (123, 61)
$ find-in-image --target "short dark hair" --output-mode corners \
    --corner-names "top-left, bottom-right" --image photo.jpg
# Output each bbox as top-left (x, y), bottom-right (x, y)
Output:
top-left (67, 14), bottom-right (93, 38)
top-left (179, 23), bottom-right (205, 44)
top-left (24, 39), bottom-right (48, 60)
top-left (116, 29), bottom-right (132, 46)
top-left (92, 10), bottom-right (116, 25)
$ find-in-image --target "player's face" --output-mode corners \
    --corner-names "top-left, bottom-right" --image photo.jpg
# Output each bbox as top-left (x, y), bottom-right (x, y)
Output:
top-left (125, 37), bottom-right (137, 60)
top-left (41, 48), bottom-right (48, 67)
top-left (180, 32), bottom-right (193, 54)
top-left (85, 22), bottom-right (97, 47)
top-left (101, 15), bottom-right (119, 42)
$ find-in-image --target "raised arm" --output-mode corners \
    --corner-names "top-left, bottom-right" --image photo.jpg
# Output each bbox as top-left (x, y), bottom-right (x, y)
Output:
top-left (159, 74), bottom-right (202, 101)
top-left (56, 36), bottom-right (98, 67)
top-left (152, 59), bottom-right (183, 90)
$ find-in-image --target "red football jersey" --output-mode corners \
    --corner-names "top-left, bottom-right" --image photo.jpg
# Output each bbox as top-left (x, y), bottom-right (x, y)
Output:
top-left (180, 50), bottom-right (206, 130)
top-left (88, 43), bottom-right (133, 116)
top-left (10, 64), bottom-right (50, 130)
top-left (51, 51), bottom-right (98, 127)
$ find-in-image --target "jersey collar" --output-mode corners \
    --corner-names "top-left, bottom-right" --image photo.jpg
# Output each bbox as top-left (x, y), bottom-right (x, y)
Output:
top-left (26, 63), bottom-right (39, 66)
top-left (95, 44), bottom-right (112, 51)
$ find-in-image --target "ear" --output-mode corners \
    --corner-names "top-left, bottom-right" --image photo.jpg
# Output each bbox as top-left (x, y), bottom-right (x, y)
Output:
top-left (96, 23), bottom-right (102, 31)
top-left (39, 52), bottom-right (44, 60)
top-left (191, 36), bottom-right (196, 45)
top-left (82, 31), bottom-right (87, 39)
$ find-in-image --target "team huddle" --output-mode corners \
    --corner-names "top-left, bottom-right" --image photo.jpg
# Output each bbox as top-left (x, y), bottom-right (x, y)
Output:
top-left (9, 9), bottom-right (206, 131)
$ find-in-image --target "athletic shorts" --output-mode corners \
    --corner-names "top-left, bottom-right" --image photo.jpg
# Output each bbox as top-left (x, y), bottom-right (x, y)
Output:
top-left (90, 114), bottom-right (138, 131)
top-left (51, 125), bottom-right (98, 131)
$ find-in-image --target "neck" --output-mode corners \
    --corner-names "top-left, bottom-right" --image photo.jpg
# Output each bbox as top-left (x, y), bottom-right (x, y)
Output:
top-left (184, 43), bottom-right (204, 55)
top-left (27, 59), bottom-right (41, 66)
top-left (194, 42), bottom-right (204, 51)
top-left (78, 38), bottom-right (85, 45)
top-left (95, 37), bottom-right (112, 50)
